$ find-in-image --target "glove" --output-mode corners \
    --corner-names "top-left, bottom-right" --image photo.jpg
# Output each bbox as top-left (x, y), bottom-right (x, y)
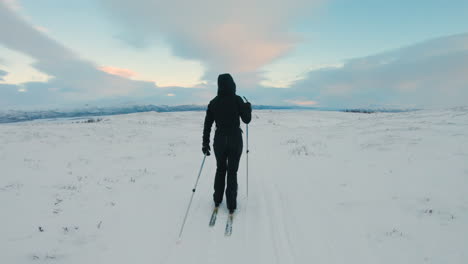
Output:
top-left (245, 102), bottom-right (252, 111)
top-left (202, 145), bottom-right (211, 156)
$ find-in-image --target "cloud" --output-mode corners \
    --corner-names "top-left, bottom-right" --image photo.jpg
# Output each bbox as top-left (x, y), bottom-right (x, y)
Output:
top-left (2, 0), bottom-right (466, 110)
top-left (0, 69), bottom-right (7, 81)
top-left (287, 33), bottom-right (468, 108)
top-left (98, 0), bottom-right (321, 82)
top-left (2, 0), bottom-right (20, 10)
top-left (99, 66), bottom-right (137, 79)
top-left (0, 2), bottom-right (162, 108)
top-left (34, 25), bottom-right (50, 33)
top-left (0, 46), bottom-right (54, 84)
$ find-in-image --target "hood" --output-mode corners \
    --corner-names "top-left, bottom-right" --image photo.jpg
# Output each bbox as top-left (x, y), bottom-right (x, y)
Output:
top-left (217, 73), bottom-right (236, 96)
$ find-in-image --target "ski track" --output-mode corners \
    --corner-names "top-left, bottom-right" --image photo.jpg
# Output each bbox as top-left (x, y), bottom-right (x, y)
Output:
top-left (1, 109), bottom-right (468, 263)
top-left (254, 148), bottom-right (297, 264)
top-left (273, 183), bottom-right (298, 263)
top-left (262, 180), bottom-right (296, 264)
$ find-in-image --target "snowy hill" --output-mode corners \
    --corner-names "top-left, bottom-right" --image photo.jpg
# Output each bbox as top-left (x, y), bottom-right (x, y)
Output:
top-left (1, 108), bottom-right (467, 263)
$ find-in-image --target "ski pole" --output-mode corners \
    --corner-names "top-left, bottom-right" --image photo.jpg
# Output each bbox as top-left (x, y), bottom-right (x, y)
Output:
top-left (246, 123), bottom-right (249, 197)
top-left (243, 96), bottom-right (250, 198)
top-left (178, 154), bottom-right (207, 240)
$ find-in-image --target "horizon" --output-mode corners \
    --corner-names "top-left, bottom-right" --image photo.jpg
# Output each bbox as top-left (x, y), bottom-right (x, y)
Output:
top-left (0, 103), bottom-right (421, 124)
top-left (1, 0), bottom-right (468, 110)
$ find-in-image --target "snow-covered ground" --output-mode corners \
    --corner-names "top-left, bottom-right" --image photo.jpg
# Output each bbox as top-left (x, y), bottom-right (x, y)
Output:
top-left (1, 108), bottom-right (467, 264)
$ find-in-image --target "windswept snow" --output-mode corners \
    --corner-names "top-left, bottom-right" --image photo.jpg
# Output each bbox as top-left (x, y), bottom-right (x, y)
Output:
top-left (1, 109), bottom-right (467, 263)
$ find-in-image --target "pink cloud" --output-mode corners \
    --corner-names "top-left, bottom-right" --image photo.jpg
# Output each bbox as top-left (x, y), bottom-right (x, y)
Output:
top-left (99, 66), bottom-right (137, 79)
top-left (286, 99), bottom-right (318, 106)
top-left (204, 22), bottom-right (294, 73)
top-left (100, 0), bottom-right (322, 84)
top-left (34, 25), bottom-right (50, 33)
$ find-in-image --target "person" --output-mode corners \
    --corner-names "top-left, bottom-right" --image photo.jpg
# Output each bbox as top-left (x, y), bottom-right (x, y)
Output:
top-left (202, 73), bottom-right (252, 214)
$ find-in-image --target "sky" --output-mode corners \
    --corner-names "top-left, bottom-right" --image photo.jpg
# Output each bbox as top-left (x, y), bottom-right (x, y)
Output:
top-left (0, 0), bottom-right (468, 109)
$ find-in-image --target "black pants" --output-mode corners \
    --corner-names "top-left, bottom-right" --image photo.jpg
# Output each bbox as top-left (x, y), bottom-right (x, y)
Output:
top-left (213, 129), bottom-right (243, 211)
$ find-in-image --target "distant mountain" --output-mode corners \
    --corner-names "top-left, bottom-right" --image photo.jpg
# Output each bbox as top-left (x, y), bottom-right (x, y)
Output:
top-left (0, 104), bottom-right (412, 124)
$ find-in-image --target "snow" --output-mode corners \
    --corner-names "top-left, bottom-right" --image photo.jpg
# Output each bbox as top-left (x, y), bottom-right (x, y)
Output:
top-left (1, 108), bottom-right (467, 264)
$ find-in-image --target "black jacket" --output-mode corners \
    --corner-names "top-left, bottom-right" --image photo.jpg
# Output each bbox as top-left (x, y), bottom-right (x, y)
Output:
top-left (203, 74), bottom-right (251, 147)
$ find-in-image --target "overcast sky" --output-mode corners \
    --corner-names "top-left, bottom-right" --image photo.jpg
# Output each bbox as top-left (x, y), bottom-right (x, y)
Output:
top-left (1, 0), bottom-right (468, 109)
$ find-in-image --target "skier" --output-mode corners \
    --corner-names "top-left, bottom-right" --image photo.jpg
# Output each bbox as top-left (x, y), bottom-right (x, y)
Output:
top-left (202, 73), bottom-right (252, 215)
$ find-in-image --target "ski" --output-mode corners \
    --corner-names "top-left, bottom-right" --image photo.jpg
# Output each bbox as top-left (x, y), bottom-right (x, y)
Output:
top-left (224, 214), bottom-right (234, 236)
top-left (209, 207), bottom-right (218, 227)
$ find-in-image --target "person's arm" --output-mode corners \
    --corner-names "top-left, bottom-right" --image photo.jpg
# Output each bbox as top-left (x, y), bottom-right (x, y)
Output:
top-left (202, 103), bottom-right (215, 150)
top-left (238, 96), bottom-right (252, 124)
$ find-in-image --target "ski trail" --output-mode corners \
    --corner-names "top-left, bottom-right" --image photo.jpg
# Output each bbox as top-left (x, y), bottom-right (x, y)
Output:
top-left (258, 183), bottom-right (281, 264)
top-left (241, 195), bottom-right (250, 261)
top-left (274, 183), bottom-right (298, 263)
top-left (246, 121), bottom-right (294, 263)
top-left (260, 175), bottom-right (296, 264)
top-left (241, 156), bottom-right (276, 264)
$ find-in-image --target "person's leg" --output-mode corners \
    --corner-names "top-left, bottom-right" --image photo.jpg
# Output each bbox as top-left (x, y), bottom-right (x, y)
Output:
top-left (213, 135), bottom-right (228, 206)
top-left (225, 133), bottom-right (243, 212)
